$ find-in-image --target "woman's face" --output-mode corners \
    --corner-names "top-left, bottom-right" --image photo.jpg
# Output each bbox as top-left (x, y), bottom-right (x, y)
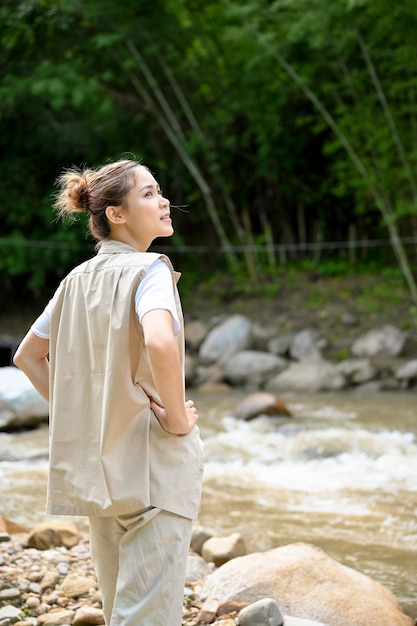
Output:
top-left (115, 166), bottom-right (173, 251)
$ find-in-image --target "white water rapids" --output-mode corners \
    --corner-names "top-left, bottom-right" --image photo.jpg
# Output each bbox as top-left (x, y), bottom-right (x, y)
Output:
top-left (1, 390), bottom-right (416, 618)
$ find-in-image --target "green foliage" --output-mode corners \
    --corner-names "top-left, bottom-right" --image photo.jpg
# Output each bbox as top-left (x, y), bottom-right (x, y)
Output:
top-left (2, 0), bottom-right (417, 300)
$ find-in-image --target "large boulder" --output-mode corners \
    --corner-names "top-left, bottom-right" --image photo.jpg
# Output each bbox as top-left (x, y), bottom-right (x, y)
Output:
top-left (223, 351), bottom-right (287, 387)
top-left (266, 358), bottom-right (347, 392)
top-left (0, 366), bottom-right (48, 430)
top-left (202, 543), bottom-right (413, 626)
top-left (289, 329), bottom-right (328, 361)
top-left (351, 326), bottom-right (408, 358)
top-left (199, 315), bottom-right (252, 364)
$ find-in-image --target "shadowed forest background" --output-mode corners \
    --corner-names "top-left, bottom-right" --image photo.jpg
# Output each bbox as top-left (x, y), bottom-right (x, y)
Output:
top-left (2, 0), bottom-right (417, 325)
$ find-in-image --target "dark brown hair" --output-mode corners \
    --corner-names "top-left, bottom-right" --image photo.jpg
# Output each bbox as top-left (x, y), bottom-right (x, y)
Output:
top-left (54, 159), bottom-right (143, 241)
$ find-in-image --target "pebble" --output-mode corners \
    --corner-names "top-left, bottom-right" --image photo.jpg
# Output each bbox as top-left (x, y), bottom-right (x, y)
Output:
top-left (0, 534), bottom-right (223, 626)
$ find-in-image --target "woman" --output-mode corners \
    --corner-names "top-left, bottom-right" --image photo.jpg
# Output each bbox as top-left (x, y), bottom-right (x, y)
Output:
top-left (13, 158), bottom-right (204, 626)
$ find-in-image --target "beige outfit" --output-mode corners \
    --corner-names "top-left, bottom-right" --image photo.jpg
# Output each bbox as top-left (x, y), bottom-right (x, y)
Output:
top-left (45, 240), bottom-right (204, 625)
top-left (47, 239), bottom-right (203, 519)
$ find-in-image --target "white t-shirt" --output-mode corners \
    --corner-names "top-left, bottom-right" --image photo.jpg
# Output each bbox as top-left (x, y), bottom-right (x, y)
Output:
top-left (31, 259), bottom-right (180, 339)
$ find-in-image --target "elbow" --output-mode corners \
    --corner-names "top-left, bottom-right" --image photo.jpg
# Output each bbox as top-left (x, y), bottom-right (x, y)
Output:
top-left (13, 348), bottom-right (23, 369)
top-left (144, 331), bottom-right (176, 355)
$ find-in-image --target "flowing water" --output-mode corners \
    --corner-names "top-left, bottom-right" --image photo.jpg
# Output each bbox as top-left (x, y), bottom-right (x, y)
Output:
top-left (1, 390), bottom-right (416, 618)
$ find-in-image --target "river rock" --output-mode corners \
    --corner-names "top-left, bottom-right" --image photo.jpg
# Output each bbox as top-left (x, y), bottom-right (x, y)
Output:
top-left (336, 358), bottom-right (376, 384)
top-left (191, 525), bottom-right (214, 554)
top-left (289, 329), bottom-right (328, 361)
top-left (237, 597), bottom-right (283, 626)
top-left (283, 617), bottom-right (327, 626)
top-left (37, 609), bottom-right (76, 625)
top-left (185, 554), bottom-right (213, 585)
top-left (60, 574), bottom-right (97, 598)
top-left (0, 366), bottom-right (49, 430)
top-left (27, 522), bottom-right (80, 550)
top-left (199, 315), bottom-right (252, 364)
top-left (395, 359), bottom-right (417, 383)
top-left (268, 333), bottom-right (294, 357)
top-left (266, 358), bottom-right (347, 392)
top-left (223, 351), bottom-right (287, 387)
top-left (202, 543), bottom-right (413, 626)
top-left (185, 320), bottom-right (208, 352)
top-left (0, 605), bottom-right (25, 622)
top-left (73, 606), bottom-right (105, 625)
top-left (202, 532), bottom-right (247, 567)
top-left (231, 392), bottom-right (291, 420)
top-left (351, 325), bottom-right (408, 358)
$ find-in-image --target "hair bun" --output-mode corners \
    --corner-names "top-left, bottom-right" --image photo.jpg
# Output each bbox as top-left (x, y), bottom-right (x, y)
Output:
top-left (77, 177), bottom-right (90, 212)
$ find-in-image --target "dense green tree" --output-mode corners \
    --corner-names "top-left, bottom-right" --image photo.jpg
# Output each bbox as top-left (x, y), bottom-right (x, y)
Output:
top-left (2, 0), bottom-right (417, 298)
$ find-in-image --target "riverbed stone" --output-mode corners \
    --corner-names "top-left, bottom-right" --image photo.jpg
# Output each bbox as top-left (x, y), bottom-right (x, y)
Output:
top-left (283, 617), bottom-right (327, 626)
top-left (73, 606), bottom-right (105, 625)
top-left (231, 392), bottom-right (291, 420)
top-left (268, 333), bottom-right (295, 357)
top-left (191, 525), bottom-right (214, 554)
top-left (0, 367), bottom-right (49, 430)
top-left (27, 523), bottom-right (79, 551)
top-left (185, 554), bottom-right (213, 585)
top-left (351, 325), bottom-right (408, 358)
top-left (202, 542), bottom-right (413, 626)
top-left (336, 358), bottom-right (376, 384)
top-left (0, 605), bottom-right (24, 622)
top-left (237, 597), bottom-right (283, 626)
top-left (36, 609), bottom-right (75, 625)
top-left (395, 358), bottom-right (417, 383)
top-left (202, 533), bottom-right (247, 567)
top-left (266, 358), bottom-right (347, 392)
top-left (199, 315), bottom-right (252, 364)
top-left (185, 320), bottom-right (209, 352)
top-left (223, 351), bottom-right (287, 387)
top-left (289, 329), bottom-right (328, 361)
top-left (60, 575), bottom-right (96, 598)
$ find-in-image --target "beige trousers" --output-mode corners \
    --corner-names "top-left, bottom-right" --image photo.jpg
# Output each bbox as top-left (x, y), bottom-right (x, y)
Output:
top-left (89, 507), bottom-right (193, 626)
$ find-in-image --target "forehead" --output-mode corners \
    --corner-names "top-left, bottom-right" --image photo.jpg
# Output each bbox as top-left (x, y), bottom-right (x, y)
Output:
top-left (133, 166), bottom-right (158, 187)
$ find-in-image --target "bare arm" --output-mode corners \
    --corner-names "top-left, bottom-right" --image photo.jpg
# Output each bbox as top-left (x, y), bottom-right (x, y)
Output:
top-left (13, 331), bottom-right (50, 403)
top-left (141, 308), bottom-right (197, 435)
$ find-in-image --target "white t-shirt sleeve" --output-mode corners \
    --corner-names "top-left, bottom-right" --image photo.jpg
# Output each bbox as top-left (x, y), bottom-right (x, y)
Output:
top-left (30, 259), bottom-right (180, 340)
top-left (31, 301), bottom-right (53, 339)
top-left (135, 259), bottom-right (181, 336)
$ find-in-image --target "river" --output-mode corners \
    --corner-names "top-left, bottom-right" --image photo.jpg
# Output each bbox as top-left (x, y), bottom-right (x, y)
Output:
top-left (1, 389), bottom-right (416, 619)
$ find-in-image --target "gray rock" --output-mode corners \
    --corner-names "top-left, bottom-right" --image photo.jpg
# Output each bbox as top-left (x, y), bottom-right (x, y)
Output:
top-left (395, 359), bottom-right (417, 381)
top-left (185, 554), bottom-right (213, 585)
top-left (0, 605), bottom-right (24, 622)
top-left (336, 358), bottom-right (376, 384)
top-left (266, 359), bottom-right (347, 393)
top-left (202, 532), bottom-right (247, 567)
top-left (0, 366), bottom-right (48, 430)
top-left (290, 329), bottom-right (327, 361)
top-left (199, 315), bottom-right (252, 364)
top-left (351, 325), bottom-right (407, 358)
top-left (268, 333), bottom-right (294, 357)
top-left (224, 351), bottom-right (287, 387)
top-left (238, 598), bottom-right (283, 626)
top-left (185, 320), bottom-right (208, 352)
top-left (191, 525), bottom-right (214, 554)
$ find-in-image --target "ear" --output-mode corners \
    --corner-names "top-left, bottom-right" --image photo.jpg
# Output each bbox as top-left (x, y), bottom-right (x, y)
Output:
top-left (105, 205), bottom-right (126, 225)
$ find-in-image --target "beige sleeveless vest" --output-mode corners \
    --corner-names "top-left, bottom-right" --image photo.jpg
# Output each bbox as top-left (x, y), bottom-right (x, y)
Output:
top-left (47, 240), bottom-right (203, 519)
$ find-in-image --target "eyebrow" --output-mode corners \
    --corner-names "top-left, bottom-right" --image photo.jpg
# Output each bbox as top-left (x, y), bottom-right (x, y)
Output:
top-left (139, 184), bottom-right (160, 192)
